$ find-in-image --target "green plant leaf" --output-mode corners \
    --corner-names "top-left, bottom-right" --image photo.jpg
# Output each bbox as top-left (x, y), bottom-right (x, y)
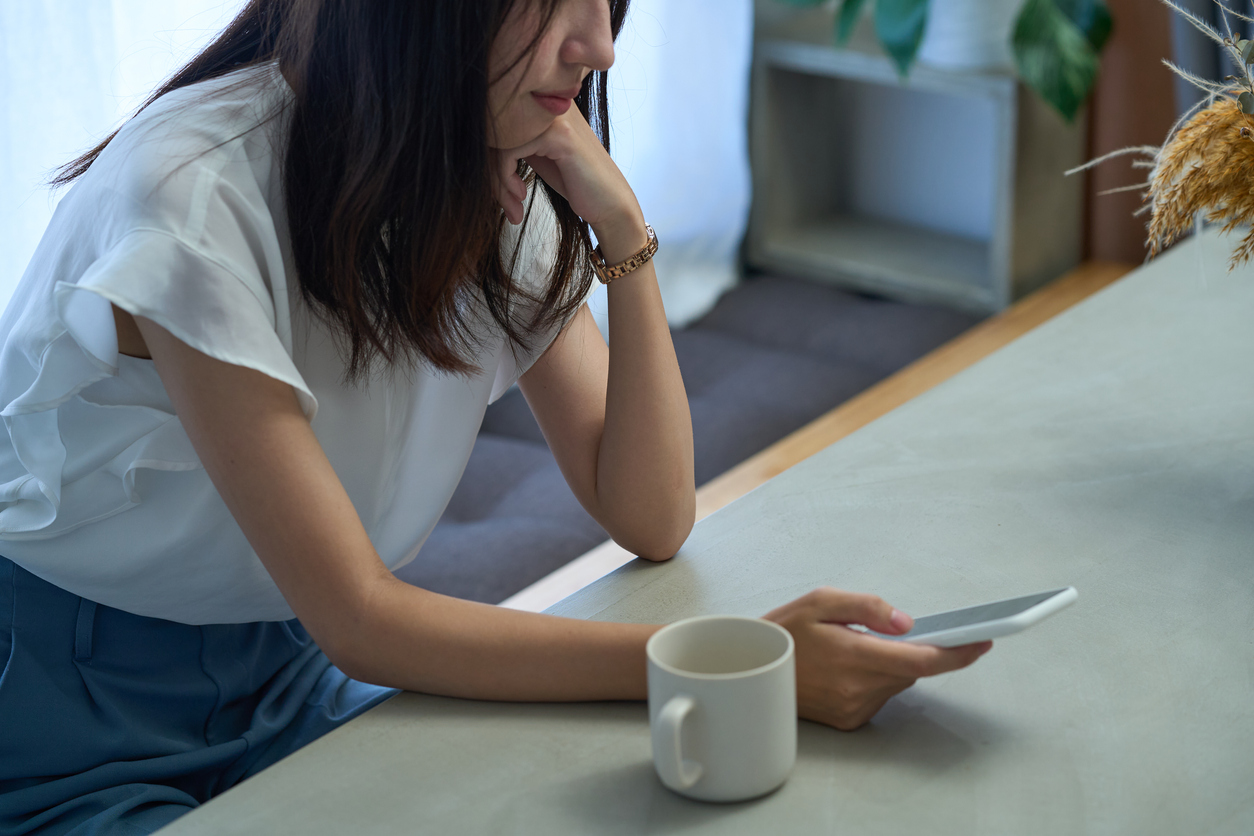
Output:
top-left (774, 0), bottom-right (829, 6)
top-left (1013, 0), bottom-right (1101, 121)
top-left (836, 0), bottom-right (870, 44)
top-left (1051, 0), bottom-right (1113, 52)
top-left (1239, 91), bottom-right (1254, 114)
top-left (875, 0), bottom-right (929, 76)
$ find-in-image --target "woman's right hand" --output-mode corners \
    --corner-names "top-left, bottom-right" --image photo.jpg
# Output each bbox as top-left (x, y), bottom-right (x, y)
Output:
top-left (764, 588), bottom-right (992, 731)
top-left (492, 107), bottom-right (644, 251)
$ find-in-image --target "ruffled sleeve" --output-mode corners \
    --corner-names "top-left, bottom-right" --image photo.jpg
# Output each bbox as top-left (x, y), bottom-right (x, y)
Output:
top-left (0, 135), bottom-right (312, 540)
top-left (56, 227), bottom-right (315, 416)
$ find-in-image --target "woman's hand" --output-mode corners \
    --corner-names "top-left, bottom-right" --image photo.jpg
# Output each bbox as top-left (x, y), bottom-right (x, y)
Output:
top-left (764, 588), bottom-right (992, 731)
top-left (493, 108), bottom-right (643, 250)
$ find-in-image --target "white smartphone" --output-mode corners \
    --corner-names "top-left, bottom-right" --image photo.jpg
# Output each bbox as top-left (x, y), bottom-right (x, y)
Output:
top-left (867, 587), bottom-right (1078, 648)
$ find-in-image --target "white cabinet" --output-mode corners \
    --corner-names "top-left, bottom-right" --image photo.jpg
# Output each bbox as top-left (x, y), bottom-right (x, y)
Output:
top-left (747, 8), bottom-right (1086, 313)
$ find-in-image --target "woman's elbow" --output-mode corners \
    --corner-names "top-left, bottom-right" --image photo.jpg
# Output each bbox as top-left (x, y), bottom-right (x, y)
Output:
top-left (635, 544), bottom-right (680, 563)
top-left (308, 619), bottom-right (376, 684)
top-left (622, 503), bottom-right (694, 562)
top-left (300, 580), bottom-right (394, 686)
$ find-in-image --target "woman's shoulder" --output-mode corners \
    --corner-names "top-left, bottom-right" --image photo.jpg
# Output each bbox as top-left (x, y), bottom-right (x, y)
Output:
top-left (1, 63), bottom-right (299, 370)
top-left (123, 63), bottom-right (289, 159)
top-left (81, 64), bottom-right (291, 234)
top-left (19, 63), bottom-right (298, 308)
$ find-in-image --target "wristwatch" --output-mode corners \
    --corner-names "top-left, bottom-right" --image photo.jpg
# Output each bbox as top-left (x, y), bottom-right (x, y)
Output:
top-left (591, 223), bottom-right (658, 284)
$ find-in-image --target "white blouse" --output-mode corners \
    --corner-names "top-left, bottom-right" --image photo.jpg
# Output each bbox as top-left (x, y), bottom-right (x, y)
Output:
top-left (0, 65), bottom-right (570, 624)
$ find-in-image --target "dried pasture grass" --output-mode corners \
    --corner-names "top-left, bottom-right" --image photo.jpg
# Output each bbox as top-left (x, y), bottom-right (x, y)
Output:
top-left (1071, 0), bottom-right (1254, 268)
top-left (1147, 96), bottom-right (1254, 266)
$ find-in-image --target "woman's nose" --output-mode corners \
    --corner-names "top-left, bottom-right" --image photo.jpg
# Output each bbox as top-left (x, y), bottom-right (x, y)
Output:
top-left (560, 0), bottom-right (615, 73)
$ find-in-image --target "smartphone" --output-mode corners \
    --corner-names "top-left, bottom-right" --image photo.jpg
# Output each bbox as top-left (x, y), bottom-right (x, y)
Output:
top-left (866, 587), bottom-right (1078, 648)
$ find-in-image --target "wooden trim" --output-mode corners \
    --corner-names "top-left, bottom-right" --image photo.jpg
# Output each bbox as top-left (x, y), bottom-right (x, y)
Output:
top-left (499, 261), bottom-right (1134, 613)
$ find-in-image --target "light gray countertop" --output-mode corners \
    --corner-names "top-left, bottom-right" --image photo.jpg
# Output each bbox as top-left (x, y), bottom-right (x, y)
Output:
top-left (164, 231), bottom-right (1254, 835)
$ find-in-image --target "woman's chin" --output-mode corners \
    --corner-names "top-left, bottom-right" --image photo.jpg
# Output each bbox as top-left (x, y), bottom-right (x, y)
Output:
top-left (488, 114), bottom-right (558, 152)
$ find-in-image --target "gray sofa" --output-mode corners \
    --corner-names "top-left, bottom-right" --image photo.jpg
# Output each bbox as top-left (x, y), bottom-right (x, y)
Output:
top-left (394, 274), bottom-right (979, 604)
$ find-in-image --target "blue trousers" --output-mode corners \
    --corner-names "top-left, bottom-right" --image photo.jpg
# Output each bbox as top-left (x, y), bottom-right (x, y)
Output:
top-left (0, 557), bottom-right (397, 835)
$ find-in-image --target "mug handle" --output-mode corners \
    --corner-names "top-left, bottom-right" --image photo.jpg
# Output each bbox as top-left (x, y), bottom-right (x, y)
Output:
top-left (657, 695), bottom-right (704, 790)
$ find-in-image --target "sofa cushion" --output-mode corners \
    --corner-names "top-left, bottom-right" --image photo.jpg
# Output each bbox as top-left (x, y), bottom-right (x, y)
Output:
top-left (693, 276), bottom-right (978, 377)
top-left (396, 275), bottom-right (981, 604)
top-left (674, 329), bottom-right (883, 484)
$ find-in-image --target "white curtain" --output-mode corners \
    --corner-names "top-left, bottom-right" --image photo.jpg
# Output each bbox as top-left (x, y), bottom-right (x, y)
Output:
top-left (0, 1), bottom-right (245, 308)
top-left (599, 0), bottom-right (754, 329)
top-left (1, 0), bottom-right (753, 325)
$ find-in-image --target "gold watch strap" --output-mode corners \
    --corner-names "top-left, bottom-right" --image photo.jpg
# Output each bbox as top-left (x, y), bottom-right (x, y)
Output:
top-left (592, 224), bottom-right (658, 284)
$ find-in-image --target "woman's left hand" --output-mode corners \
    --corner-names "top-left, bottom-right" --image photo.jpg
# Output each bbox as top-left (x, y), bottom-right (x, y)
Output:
top-left (493, 108), bottom-right (642, 243)
top-left (764, 588), bottom-right (992, 730)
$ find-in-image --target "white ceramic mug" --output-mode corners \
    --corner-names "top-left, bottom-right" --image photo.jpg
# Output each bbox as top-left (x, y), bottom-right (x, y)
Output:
top-left (646, 615), bottom-right (796, 802)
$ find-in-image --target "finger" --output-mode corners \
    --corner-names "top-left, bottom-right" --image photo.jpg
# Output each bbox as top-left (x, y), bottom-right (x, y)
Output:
top-left (508, 171), bottom-right (526, 204)
top-left (500, 133), bottom-right (553, 170)
top-left (494, 179), bottom-right (522, 224)
top-left (492, 155), bottom-right (527, 224)
top-left (502, 156), bottom-right (527, 202)
top-left (495, 183), bottom-right (523, 224)
top-left (843, 631), bottom-right (992, 679)
top-left (523, 154), bottom-right (563, 192)
top-left (804, 587), bottom-right (913, 634)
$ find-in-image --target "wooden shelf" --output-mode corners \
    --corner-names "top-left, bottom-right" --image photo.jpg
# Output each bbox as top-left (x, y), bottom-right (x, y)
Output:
top-left (746, 10), bottom-right (1085, 314)
top-left (758, 214), bottom-right (996, 312)
top-left (757, 37), bottom-right (1015, 101)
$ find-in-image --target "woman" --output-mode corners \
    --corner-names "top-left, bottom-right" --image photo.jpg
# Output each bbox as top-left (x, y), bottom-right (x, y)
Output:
top-left (0, 1), bottom-right (990, 833)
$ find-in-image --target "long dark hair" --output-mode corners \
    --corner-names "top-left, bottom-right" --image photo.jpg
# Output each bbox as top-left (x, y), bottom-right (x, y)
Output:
top-left (53, 0), bottom-right (629, 379)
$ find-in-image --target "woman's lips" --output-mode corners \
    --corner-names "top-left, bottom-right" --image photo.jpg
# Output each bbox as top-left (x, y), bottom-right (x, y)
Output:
top-left (532, 92), bottom-right (574, 116)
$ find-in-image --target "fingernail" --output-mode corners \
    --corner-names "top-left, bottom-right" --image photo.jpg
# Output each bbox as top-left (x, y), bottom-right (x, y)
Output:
top-left (889, 609), bottom-right (913, 632)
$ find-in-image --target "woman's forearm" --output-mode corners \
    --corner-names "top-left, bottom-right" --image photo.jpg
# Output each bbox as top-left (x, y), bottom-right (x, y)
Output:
top-left (591, 215), bottom-right (696, 558)
top-left (337, 575), bottom-right (661, 700)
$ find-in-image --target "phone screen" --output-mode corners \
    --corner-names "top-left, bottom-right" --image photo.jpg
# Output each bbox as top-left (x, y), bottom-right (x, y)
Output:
top-left (902, 589), bottom-right (1065, 637)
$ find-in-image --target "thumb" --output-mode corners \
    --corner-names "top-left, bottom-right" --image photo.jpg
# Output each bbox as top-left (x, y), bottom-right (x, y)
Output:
top-left (806, 588), bottom-right (914, 635)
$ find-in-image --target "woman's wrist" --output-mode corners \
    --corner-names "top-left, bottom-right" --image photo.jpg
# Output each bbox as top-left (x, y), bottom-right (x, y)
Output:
top-left (591, 207), bottom-right (649, 264)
